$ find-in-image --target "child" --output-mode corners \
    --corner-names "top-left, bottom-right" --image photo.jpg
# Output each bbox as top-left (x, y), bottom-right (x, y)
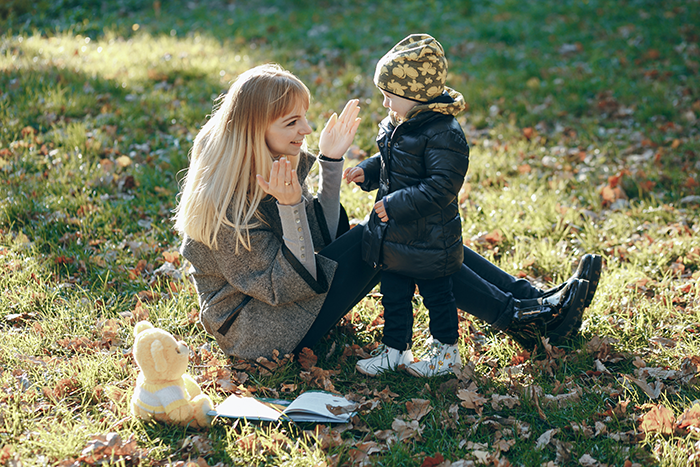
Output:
top-left (344, 34), bottom-right (470, 377)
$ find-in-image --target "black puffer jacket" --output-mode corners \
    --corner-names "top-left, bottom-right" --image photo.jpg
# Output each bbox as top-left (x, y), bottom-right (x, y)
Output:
top-left (357, 89), bottom-right (469, 279)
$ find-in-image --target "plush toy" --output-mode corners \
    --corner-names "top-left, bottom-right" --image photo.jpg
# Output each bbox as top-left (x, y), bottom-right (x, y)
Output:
top-left (131, 320), bottom-right (213, 428)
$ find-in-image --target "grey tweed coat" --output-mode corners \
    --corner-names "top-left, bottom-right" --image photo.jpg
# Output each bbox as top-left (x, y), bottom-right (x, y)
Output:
top-left (180, 152), bottom-right (338, 360)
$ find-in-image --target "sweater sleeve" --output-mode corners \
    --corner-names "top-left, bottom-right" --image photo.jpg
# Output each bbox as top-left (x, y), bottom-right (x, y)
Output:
top-left (277, 199), bottom-right (317, 279)
top-left (316, 157), bottom-right (343, 241)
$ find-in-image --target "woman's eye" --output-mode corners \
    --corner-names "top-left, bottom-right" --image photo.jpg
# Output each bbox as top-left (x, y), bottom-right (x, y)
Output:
top-left (287, 120), bottom-right (297, 127)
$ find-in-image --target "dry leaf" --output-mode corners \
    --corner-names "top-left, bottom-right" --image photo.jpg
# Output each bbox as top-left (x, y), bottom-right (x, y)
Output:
top-left (484, 229), bottom-right (503, 245)
top-left (542, 389), bottom-right (580, 408)
top-left (347, 441), bottom-right (384, 466)
top-left (495, 438), bottom-right (515, 453)
top-left (535, 428), bottom-right (559, 450)
top-left (420, 453), bottom-right (445, 467)
top-left (594, 359), bottom-right (611, 374)
top-left (639, 404), bottom-right (675, 434)
top-left (406, 399), bottom-right (433, 421)
top-left (374, 386), bottom-right (400, 402)
top-left (307, 425), bottom-right (343, 451)
top-left (79, 433), bottom-right (143, 464)
top-left (116, 155), bottom-right (132, 167)
top-left (470, 449), bottom-right (491, 464)
top-left (299, 366), bottom-right (338, 393)
top-left (579, 454), bottom-right (599, 467)
top-left (392, 418), bottom-right (424, 442)
top-left (280, 383), bottom-right (297, 394)
top-left (676, 403), bottom-right (700, 430)
top-left (457, 383), bottom-right (486, 414)
top-left (491, 394), bottom-right (520, 410)
top-left (298, 347), bottom-right (318, 370)
top-left (623, 374), bottom-right (663, 400)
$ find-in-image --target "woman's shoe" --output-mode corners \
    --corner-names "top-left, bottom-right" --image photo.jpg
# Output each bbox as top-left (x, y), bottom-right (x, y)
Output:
top-left (543, 254), bottom-right (602, 309)
top-left (505, 279), bottom-right (588, 349)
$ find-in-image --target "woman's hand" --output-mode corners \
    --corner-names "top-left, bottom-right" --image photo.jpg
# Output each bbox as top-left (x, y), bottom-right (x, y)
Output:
top-left (256, 157), bottom-right (302, 205)
top-left (318, 99), bottom-right (361, 160)
top-left (343, 166), bottom-right (365, 184)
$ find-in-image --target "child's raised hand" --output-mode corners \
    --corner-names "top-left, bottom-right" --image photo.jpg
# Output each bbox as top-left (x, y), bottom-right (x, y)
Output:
top-left (256, 157), bottom-right (302, 206)
top-left (319, 99), bottom-right (361, 160)
top-left (373, 199), bottom-right (389, 222)
top-left (343, 166), bottom-right (365, 184)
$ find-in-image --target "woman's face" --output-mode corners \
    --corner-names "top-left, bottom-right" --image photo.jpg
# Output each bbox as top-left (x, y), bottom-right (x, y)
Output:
top-left (265, 101), bottom-right (313, 158)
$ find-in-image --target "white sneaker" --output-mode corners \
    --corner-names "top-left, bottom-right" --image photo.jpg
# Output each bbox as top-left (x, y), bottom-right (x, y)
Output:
top-left (356, 345), bottom-right (414, 377)
top-left (406, 338), bottom-right (461, 377)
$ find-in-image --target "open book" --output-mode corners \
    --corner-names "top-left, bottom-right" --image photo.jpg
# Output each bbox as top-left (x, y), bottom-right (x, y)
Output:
top-left (210, 390), bottom-right (356, 423)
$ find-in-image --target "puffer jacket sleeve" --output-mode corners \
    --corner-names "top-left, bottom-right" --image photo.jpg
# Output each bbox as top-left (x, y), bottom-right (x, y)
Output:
top-left (384, 129), bottom-right (469, 223)
top-left (210, 223), bottom-right (333, 307)
top-left (357, 153), bottom-right (382, 192)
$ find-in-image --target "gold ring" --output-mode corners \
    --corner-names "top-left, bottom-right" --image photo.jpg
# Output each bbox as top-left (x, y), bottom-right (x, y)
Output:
top-left (285, 182), bottom-right (291, 186)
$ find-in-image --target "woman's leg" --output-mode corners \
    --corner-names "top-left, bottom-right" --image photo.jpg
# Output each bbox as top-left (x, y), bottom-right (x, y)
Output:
top-left (462, 246), bottom-right (542, 300)
top-left (294, 225), bottom-right (380, 351)
top-left (451, 260), bottom-right (515, 330)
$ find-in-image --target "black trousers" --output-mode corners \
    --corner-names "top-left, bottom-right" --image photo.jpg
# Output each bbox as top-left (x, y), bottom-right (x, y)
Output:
top-left (294, 225), bottom-right (543, 352)
top-left (381, 271), bottom-right (458, 350)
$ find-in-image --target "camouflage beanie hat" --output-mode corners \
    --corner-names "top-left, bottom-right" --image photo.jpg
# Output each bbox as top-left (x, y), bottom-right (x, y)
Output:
top-left (374, 34), bottom-right (448, 102)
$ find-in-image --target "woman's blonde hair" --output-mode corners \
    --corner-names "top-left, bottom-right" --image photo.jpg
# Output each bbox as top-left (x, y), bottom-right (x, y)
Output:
top-left (173, 64), bottom-right (311, 251)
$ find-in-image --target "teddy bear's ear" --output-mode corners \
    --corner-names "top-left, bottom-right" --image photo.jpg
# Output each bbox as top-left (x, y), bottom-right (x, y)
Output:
top-left (134, 321), bottom-right (154, 337)
top-left (151, 339), bottom-right (167, 373)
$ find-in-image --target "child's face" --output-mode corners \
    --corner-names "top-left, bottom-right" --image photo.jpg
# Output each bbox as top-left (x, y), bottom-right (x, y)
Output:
top-left (265, 101), bottom-right (312, 158)
top-left (380, 89), bottom-right (418, 119)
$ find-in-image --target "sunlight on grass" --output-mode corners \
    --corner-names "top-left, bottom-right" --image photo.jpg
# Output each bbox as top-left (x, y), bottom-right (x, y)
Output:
top-left (0, 0), bottom-right (698, 465)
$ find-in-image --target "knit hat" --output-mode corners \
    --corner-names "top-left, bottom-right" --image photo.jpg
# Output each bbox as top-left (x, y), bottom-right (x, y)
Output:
top-left (374, 34), bottom-right (448, 103)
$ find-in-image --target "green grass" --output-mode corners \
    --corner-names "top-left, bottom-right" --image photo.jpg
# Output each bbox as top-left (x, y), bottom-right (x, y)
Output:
top-left (1, 0), bottom-right (699, 465)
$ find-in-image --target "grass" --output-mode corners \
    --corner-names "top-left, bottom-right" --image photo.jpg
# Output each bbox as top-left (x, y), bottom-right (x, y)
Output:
top-left (1, 0), bottom-right (699, 465)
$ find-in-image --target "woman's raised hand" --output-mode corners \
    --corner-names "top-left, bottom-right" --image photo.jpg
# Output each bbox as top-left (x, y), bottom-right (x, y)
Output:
top-left (318, 99), bottom-right (361, 160)
top-left (256, 157), bottom-right (302, 206)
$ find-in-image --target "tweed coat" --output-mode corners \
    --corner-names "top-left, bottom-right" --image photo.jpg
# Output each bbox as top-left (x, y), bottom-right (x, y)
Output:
top-left (357, 89), bottom-right (469, 280)
top-left (180, 152), bottom-right (338, 360)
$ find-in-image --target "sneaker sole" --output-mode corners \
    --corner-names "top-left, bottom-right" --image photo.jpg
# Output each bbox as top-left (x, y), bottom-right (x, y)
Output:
top-left (406, 365), bottom-right (460, 378)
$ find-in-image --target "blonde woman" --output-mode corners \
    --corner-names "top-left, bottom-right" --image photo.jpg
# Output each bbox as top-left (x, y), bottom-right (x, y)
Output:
top-left (175, 63), bottom-right (375, 360)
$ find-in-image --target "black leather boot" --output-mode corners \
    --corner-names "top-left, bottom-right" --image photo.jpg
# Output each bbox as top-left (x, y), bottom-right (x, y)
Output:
top-left (542, 254), bottom-right (602, 309)
top-left (504, 279), bottom-right (588, 349)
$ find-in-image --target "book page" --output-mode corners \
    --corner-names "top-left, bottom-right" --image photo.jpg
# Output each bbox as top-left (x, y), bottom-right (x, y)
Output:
top-left (283, 391), bottom-right (355, 422)
top-left (210, 394), bottom-right (285, 421)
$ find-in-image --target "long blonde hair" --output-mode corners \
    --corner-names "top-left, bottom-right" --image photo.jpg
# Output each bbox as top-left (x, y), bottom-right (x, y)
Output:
top-left (173, 64), bottom-right (311, 251)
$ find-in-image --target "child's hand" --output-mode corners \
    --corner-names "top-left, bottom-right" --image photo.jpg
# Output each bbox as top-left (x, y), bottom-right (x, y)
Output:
top-left (373, 199), bottom-right (389, 222)
top-left (343, 166), bottom-right (365, 184)
top-left (256, 157), bottom-right (302, 206)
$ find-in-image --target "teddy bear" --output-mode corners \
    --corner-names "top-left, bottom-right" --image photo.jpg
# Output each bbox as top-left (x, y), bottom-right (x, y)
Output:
top-left (131, 320), bottom-right (213, 428)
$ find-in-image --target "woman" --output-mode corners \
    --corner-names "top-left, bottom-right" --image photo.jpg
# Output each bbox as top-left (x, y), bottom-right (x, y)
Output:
top-left (174, 64), bottom-right (600, 362)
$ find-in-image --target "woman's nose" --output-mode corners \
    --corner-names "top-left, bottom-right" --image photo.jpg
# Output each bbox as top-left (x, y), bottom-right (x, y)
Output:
top-left (300, 119), bottom-right (312, 135)
top-left (382, 96), bottom-right (390, 108)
